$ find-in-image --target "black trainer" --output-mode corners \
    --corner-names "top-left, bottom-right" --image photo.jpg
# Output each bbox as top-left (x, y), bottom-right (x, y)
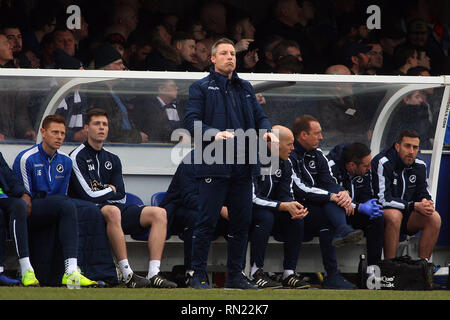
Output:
top-left (149, 273), bottom-right (178, 288)
top-left (332, 227), bottom-right (364, 248)
top-left (251, 269), bottom-right (282, 289)
top-left (224, 274), bottom-right (258, 290)
top-left (125, 272), bottom-right (151, 288)
top-left (282, 274), bottom-right (311, 289)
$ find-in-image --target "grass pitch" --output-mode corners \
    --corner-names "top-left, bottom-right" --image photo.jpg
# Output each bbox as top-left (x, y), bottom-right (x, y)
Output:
top-left (1, 286), bottom-right (449, 300)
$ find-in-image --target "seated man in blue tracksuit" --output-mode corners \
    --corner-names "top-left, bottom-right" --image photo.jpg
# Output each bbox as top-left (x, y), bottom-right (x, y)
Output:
top-left (13, 114), bottom-right (97, 287)
top-left (372, 129), bottom-right (441, 260)
top-left (159, 151), bottom-right (229, 287)
top-left (327, 142), bottom-right (384, 266)
top-left (0, 152), bottom-right (33, 286)
top-left (249, 125), bottom-right (310, 289)
top-left (290, 114), bottom-right (363, 289)
top-left (68, 108), bottom-right (176, 288)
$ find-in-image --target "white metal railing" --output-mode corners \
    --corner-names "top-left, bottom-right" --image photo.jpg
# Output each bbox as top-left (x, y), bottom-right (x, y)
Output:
top-left (1, 69), bottom-right (449, 200)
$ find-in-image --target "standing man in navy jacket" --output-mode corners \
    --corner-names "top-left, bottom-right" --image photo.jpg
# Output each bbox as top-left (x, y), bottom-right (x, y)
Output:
top-left (372, 130), bottom-right (441, 260)
top-left (69, 108), bottom-right (176, 288)
top-left (184, 38), bottom-right (278, 289)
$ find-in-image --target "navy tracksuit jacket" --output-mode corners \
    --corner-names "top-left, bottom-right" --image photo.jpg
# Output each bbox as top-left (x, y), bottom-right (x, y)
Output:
top-left (289, 140), bottom-right (352, 275)
top-left (371, 144), bottom-right (431, 214)
top-left (68, 142), bottom-right (126, 204)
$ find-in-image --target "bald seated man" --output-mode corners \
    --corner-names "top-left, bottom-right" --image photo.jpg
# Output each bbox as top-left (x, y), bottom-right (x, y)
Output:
top-left (325, 64), bottom-right (351, 75)
top-left (249, 125), bottom-right (311, 289)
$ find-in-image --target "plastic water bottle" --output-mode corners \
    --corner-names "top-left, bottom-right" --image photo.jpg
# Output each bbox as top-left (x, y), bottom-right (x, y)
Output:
top-left (358, 254), bottom-right (368, 289)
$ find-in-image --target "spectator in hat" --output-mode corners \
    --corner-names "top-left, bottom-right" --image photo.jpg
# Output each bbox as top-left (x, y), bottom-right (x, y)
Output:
top-left (86, 43), bottom-right (147, 144)
top-left (406, 18), bottom-right (445, 75)
top-left (340, 42), bottom-right (372, 75)
top-left (105, 33), bottom-right (126, 58)
top-left (94, 43), bottom-right (124, 70)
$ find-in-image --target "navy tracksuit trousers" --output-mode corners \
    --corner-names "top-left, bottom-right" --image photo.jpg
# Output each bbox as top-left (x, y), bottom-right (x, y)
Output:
top-left (170, 207), bottom-right (230, 270)
top-left (250, 207), bottom-right (304, 271)
top-left (191, 165), bottom-right (252, 279)
top-left (348, 213), bottom-right (384, 265)
top-left (28, 195), bottom-right (78, 259)
top-left (169, 207), bottom-right (199, 270)
top-left (0, 197), bottom-right (29, 265)
top-left (303, 202), bottom-right (345, 276)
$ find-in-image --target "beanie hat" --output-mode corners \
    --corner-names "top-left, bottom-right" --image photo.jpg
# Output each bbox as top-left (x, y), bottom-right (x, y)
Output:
top-left (94, 43), bottom-right (122, 69)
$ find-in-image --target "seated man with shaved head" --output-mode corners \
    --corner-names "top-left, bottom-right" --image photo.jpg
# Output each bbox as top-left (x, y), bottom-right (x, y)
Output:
top-left (249, 125), bottom-right (310, 289)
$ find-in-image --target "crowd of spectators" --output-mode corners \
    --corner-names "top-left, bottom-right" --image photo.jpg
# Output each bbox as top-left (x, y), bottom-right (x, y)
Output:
top-left (0, 0), bottom-right (449, 145)
top-left (0, 0), bottom-right (448, 75)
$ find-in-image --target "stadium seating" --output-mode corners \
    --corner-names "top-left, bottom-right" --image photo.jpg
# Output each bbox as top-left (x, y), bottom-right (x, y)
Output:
top-left (125, 192), bottom-right (144, 206)
top-left (126, 192), bottom-right (150, 241)
top-left (151, 192), bottom-right (166, 206)
top-left (127, 192), bottom-right (172, 241)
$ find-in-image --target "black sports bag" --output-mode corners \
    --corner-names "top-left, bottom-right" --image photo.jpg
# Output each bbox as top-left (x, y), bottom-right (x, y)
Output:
top-left (362, 255), bottom-right (434, 290)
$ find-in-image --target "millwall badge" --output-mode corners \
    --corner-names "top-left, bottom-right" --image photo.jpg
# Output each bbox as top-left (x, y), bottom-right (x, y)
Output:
top-left (56, 164), bottom-right (64, 173)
